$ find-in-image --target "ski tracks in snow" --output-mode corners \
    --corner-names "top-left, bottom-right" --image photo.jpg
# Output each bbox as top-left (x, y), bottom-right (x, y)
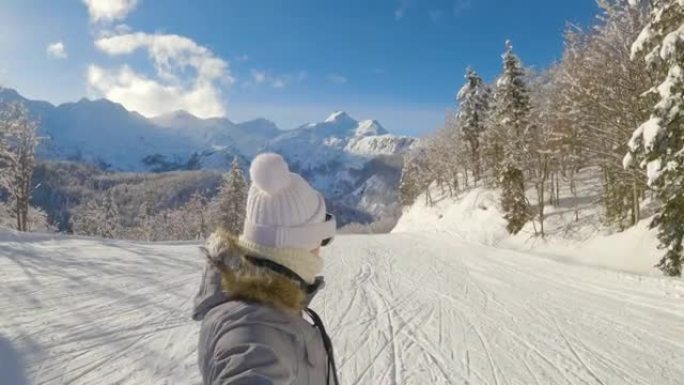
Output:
top-left (1, 232), bottom-right (683, 384)
top-left (315, 232), bottom-right (684, 385)
top-left (0, 238), bottom-right (202, 385)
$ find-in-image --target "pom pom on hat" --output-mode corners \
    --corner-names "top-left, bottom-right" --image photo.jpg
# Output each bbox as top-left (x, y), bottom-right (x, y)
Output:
top-left (250, 153), bottom-right (292, 195)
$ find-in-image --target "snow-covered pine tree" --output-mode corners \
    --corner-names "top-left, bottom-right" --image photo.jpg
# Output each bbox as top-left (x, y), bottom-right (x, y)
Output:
top-left (399, 156), bottom-right (420, 206)
top-left (0, 102), bottom-right (40, 232)
top-left (136, 199), bottom-right (155, 241)
top-left (399, 149), bottom-right (431, 205)
top-left (212, 157), bottom-right (248, 234)
top-left (99, 190), bottom-right (120, 238)
top-left (496, 41), bottom-right (533, 168)
top-left (481, 109), bottom-right (505, 186)
top-left (490, 40), bottom-right (533, 233)
top-left (71, 191), bottom-right (120, 238)
top-left (149, 209), bottom-right (176, 241)
top-left (457, 67), bottom-right (490, 182)
top-left (71, 200), bottom-right (101, 236)
top-left (183, 191), bottom-right (209, 240)
top-left (501, 166), bottom-right (531, 234)
top-left (625, 0), bottom-right (684, 276)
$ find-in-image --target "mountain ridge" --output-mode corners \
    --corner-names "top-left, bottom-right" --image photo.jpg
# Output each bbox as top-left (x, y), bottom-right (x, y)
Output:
top-left (0, 87), bottom-right (416, 221)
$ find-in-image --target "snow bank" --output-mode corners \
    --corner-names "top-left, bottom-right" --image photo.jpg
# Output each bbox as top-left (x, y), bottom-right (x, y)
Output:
top-left (394, 183), bottom-right (664, 275)
top-left (510, 218), bottom-right (662, 274)
top-left (393, 187), bottom-right (508, 245)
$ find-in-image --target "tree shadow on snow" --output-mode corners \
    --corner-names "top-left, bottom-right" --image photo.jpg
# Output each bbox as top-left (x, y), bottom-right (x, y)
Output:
top-left (0, 237), bottom-right (204, 382)
top-left (0, 335), bottom-right (29, 385)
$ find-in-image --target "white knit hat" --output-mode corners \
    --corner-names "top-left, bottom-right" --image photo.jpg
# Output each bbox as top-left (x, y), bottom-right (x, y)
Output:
top-left (238, 153), bottom-right (336, 284)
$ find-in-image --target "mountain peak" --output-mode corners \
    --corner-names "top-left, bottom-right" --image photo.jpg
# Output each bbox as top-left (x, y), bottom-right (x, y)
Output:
top-left (237, 118), bottom-right (280, 136)
top-left (152, 109), bottom-right (203, 126)
top-left (74, 97), bottom-right (126, 110)
top-left (0, 87), bottom-right (22, 101)
top-left (167, 109), bottom-right (197, 119)
top-left (324, 111), bottom-right (356, 124)
top-left (356, 119), bottom-right (388, 137)
top-left (243, 117), bottom-right (274, 125)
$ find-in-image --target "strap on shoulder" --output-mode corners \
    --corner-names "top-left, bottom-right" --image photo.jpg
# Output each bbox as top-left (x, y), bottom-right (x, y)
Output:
top-left (304, 307), bottom-right (339, 385)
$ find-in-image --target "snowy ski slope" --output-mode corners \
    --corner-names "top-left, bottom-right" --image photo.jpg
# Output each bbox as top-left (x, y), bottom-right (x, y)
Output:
top-left (1, 231), bottom-right (683, 385)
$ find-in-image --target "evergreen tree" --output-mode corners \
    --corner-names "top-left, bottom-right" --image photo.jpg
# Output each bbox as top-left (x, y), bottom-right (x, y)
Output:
top-left (71, 200), bottom-right (100, 236)
top-left (625, 0), bottom-right (684, 276)
top-left (136, 199), bottom-right (155, 241)
top-left (399, 155), bottom-right (423, 206)
top-left (495, 41), bottom-right (533, 169)
top-left (489, 41), bottom-right (533, 233)
top-left (457, 67), bottom-right (490, 182)
top-left (500, 166), bottom-right (531, 235)
top-left (184, 191), bottom-right (209, 240)
top-left (100, 190), bottom-right (120, 238)
top-left (71, 190), bottom-right (120, 238)
top-left (212, 157), bottom-right (248, 234)
top-left (481, 113), bottom-right (506, 186)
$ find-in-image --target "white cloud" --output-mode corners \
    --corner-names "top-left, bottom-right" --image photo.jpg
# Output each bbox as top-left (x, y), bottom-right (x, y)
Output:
top-left (87, 64), bottom-right (226, 118)
top-left (95, 33), bottom-right (230, 81)
top-left (328, 74), bottom-right (348, 84)
top-left (251, 70), bottom-right (267, 84)
top-left (236, 54), bottom-right (250, 62)
top-left (82, 0), bottom-right (139, 23)
top-left (272, 78), bottom-right (287, 89)
top-left (113, 24), bottom-right (133, 34)
top-left (90, 32), bottom-right (232, 118)
top-left (47, 41), bottom-right (68, 59)
top-left (248, 69), bottom-right (306, 89)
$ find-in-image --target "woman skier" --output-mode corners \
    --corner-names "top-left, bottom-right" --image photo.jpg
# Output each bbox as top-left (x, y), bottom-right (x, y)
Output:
top-left (192, 152), bottom-right (339, 385)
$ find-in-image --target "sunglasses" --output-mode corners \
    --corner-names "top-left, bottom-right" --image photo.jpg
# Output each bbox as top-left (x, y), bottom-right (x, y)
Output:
top-left (321, 213), bottom-right (335, 247)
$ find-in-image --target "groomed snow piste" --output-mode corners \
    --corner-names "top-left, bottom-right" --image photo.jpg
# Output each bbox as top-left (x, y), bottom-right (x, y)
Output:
top-left (1, 229), bottom-right (683, 385)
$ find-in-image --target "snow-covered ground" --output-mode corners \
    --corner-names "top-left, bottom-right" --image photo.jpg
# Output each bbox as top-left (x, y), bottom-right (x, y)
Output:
top-left (394, 170), bottom-right (665, 275)
top-left (1, 229), bottom-right (683, 385)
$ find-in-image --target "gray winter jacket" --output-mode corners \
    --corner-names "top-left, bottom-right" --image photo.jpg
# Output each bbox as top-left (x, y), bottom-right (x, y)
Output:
top-left (192, 231), bottom-right (334, 385)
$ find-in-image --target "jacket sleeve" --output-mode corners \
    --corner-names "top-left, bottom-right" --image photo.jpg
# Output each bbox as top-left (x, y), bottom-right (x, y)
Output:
top-left (192, 262), bottom-right (230, 321)
top-left (206, 324), bottom-right (298, 385)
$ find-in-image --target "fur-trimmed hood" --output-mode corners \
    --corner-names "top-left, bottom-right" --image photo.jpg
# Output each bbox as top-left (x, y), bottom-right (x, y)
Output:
top-left (192, 229), bottom-right (324, 321)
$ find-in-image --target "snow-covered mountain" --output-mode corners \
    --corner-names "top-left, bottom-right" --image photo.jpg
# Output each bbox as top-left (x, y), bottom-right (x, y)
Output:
top-left (270, 111), bottom-right (412, 166)
top-left (0, 89), bottom-right (197, 170)
top-left (151, 111), bottom-right (279, 158)
top-left (45, 99), bottom-right (198, 170)
top-left (0, 88), bottom-right (415, 221)
top-left (266, 111), bottom-right (414, 219)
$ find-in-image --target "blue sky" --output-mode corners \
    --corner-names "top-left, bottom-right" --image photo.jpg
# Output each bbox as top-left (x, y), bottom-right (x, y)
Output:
top-left (0, 0), bottom-right (598, 136)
